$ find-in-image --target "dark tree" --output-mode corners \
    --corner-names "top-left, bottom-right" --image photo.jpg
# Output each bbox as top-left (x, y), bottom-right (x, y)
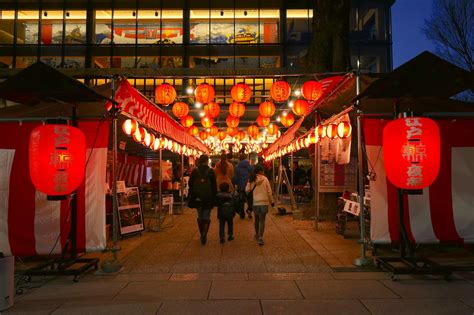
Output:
top-left (423, 0), bottom-right (473, 72)
top-left (306, 0), bottom-right (352, 72)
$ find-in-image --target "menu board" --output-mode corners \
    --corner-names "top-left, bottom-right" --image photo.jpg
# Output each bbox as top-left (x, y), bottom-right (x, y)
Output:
top-left (318, 158), bottom-right (357, 193)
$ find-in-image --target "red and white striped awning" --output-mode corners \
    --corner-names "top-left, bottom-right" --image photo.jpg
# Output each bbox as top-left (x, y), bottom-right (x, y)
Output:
top-left (112, 80), bottom-right (208, 153)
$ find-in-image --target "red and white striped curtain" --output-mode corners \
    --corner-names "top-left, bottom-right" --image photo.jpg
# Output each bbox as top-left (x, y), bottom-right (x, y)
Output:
top-left (0, 121), bottom-right (109, 256)
top-left (107, 153), bottom-right (146, 187)
top-left (363, 118), bottom-right (474, 244)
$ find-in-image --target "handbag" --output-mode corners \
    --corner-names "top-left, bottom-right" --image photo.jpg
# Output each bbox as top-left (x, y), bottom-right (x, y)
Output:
top-left (246, 182), bottom-right (257, 208)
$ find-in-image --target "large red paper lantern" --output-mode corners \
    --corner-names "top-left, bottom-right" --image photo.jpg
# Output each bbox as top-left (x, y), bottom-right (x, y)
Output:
top-left (180, 115), bottom-right (194, 128)
top-left (204, 102), bottom-right (220, 118)
top-left (29, 125), bottom-right (86, 197)
top-left (270, 81), bottom-right (291, 102)
top-left (266, 124), bottom-right (279, 136)
top-left (122, 119), bottom-right (138, 135)
top-left (199, 130), bottom-right (209, 141)
top-left (172, 102), bottom-right (189, 118)
top-left (188, 125), bottom-right (199, 136)
top-left (226, 115), bottom-right (240, 128)
top-left (280, 113), bottom-right (295, 127)
top-left (155, 83), bottom-right (177, 106)
top-left (383, 117), bottom-right (440, 190)
top-left (218, 131), bottom-right (227, 141)
top-left (256, 115), bottom-right (271, 127)
top-left (231, 83), bottom-right (252, 103)
top-left (209, 125), bottom-right (219, 137)
top-left (248, 125), bottom-right (259, 138)
top-left (195, 83), bottom-right (215, 104)
top-left (201, 116), bottom-right (214, 128)
top-left (292, 99), bottom-right (309, 116)
top-left (229, 102), bottom-right (245, 118)
top-left (259, 101), bottom-right (276, 118)
top-left (302, 80), bottom-right (323, 102)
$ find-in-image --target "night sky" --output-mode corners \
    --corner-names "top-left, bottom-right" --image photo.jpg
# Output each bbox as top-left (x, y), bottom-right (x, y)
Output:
top-left (391, 0), bottom-right (435, 68)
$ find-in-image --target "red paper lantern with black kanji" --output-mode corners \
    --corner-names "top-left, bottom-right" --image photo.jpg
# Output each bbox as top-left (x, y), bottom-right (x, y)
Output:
top-left (248, 125), bottom-right (259, 138)
top-left (172, 102), bottom-right (189, 118)
top-left (199, 130), bottom-right (209, 141)
top-left (218, 131), bottom-right (227, 141)
top-left (326, 123), bottom-right (338, 139)
top-left (204, 102), bottom-right (220, 118)
top-left (155, 83), bottom-right (177, 106)
top-left (337, 121), bottom-right (352, 139)
top-left (226, 115), bottom-right (240, 128)
top-left (195, 83), bottom-right (215, 104)
top-left (209, 125), bottom-right (219, 137)
top-left (187, 125), bottom-right (199, 136)
top-left (259, 101), bottom-right (276, 118)
top-left (280, 113), bottom-right (295, 127)
top-left (302, 80), bottom-right (323, 102)
top-left (29, 125), bottom-right (86, 197)
top-left (122, 119), bottom-right (138, 135)
top-left (383, 117), bottom-right (440, 190)
top-left (229, 102), bottom-right (245, 118)
top-left (201, 116), bottom-right (214, 128)
top-left (270, 81), bottom-right (291, 102)
top-left (180, 115), bottom-right (194, 128)
top-left (231, 83), bottom-right (252, 103)
top-left (227, 127), bottom-right (238, 137)
top-left (256, 115), bottom-right (271, 127)
top-left (266, 124), bottom-right (279, 136)
top-left (292, 99), bottom-right (309, 116)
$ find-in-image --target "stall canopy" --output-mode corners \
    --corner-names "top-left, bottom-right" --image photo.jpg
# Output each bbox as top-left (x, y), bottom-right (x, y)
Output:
top-left (113, 79), bottom-right (208, 153)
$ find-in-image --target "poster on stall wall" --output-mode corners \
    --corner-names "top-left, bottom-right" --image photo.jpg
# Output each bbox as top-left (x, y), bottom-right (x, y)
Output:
top-left (117, 187), bottom-right (145, 235)
top-left (149, 160), bottom-right (173, 181)
top-left (320, 114), bottom-right (352, 165)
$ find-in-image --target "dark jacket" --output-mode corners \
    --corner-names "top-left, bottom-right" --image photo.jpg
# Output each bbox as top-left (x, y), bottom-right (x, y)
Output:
top-left (188, 164), bottom-right (217, 209)
top-left (233, 160), bottom-right (253, 191)
top-left (215, 191), bottom-right (235, 219)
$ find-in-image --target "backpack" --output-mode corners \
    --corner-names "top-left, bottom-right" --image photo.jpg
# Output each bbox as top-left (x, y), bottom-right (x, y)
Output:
top-left (191, 167), bottom-right (212, 204)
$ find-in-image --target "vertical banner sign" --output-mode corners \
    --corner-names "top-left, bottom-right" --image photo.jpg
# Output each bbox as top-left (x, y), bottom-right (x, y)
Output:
top-left (383, 117), bottom-right (440, 190)
top-left (29, 125), bottom-right (86, 197)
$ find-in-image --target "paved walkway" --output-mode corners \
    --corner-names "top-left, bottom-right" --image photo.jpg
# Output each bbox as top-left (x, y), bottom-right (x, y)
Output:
top-left (7, 208), bottom-right (474, 314)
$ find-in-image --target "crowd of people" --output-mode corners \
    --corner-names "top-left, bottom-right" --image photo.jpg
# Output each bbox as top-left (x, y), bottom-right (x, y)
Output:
top-left (188, 153), bottom-right (274, 246)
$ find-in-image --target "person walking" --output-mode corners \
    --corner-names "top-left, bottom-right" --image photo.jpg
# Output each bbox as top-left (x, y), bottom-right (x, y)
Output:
top-left (233, 154), bottom-right (253, 219)
top-left (215, 182), bottom-right (235, 243)
top-left (246, 165), bottom-right (273, 246)
top-left (188, 155), bottom-right (217, 245)
top-left (214, 153), bottom-right (234, 193)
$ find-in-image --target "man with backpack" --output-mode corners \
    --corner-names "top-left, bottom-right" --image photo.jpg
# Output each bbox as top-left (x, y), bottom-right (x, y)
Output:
top-left (188, 155), bottom-right (217, 245)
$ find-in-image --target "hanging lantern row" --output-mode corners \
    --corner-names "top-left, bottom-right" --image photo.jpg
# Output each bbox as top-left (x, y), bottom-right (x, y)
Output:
top-left (315, 121), bottom-right (352, 140)
top-left (122, 119), bottom-right (203, 157)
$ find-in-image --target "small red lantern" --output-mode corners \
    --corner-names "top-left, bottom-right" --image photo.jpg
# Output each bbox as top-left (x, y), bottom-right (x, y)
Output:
top-left (248, 125), bottom-right (259, 138)
top-left (180, 115), bottom-right (194, 128)
top-left (218, 131), bottom-right (227, 141)
top-left (195, 83), bottom-right (215, 104)
top-left (316, 125), bottom-right (326, 138)
top-left (302, 80), bottom-right (323, 102)
top-left (270, 81), bottom-right (291, 102)
top-left (259, 101), bottom-right (276, 118)
top-left (308, 131), bottom-right (318, 144)
top-left (337, 121), bottom-right (352, 139)
top-left (204, 102), bottom-right (220, 118)
top-left (292, 99), bottom-right (309, 116)
top-left (383, 117), bottom-right (440, 190)
top-left (266, 124), bottom-right (279, 136)
top-left (155, 83), bottom-right (177, 106)
top-left (280, 113), bottom-right (295, 127)
top-left (326, 123), bottom-right (339, 139)
top-left (144, 133), bottom-right (156, 148)
top-left (122, 119), bottom-right (138, 135)
top-left (133, 126), bottom-right (146, 142)
top-left (227, 127), bottom-right (238, 137)
top-left (199, 130), bottom-right (209, 141)
top-left (226, 115), bottom-right (240, 128)
top-left (172, 102), bottom-right (189, 118)
top-left (256, 115), bottom-right (271, 127)
top-left (188, 125), bottom-right (199, 136)
top-left (209, 125), bottom-right (219, 137)
top-left (229, 102), bottom-right (246, 118)
top-left (236, 130), bottom-right (246, 141)
top-left (29, 125), bottom-right (86, 197)
top-left (201, 116), bottom-right (214, 128)
top-left (231, 83), bottom-right (252, 103)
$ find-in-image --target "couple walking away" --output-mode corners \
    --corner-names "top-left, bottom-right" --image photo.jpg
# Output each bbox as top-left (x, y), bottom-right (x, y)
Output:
top-left (188, 155), bottom-right (273, 246)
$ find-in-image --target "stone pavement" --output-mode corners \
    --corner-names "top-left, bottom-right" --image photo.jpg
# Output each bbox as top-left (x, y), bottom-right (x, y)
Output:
top-left (7, 208), bottom-right (474, 314)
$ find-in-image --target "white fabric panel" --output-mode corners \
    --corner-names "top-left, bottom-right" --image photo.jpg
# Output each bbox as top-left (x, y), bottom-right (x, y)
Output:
top-left (367, 145), bottom-right (391, 243)
top-left (408, 188), bottom-right (439, 243)
top-left (34, 191), bottom-right (61, 254)
top-left (0, 149), bottom-right (15, 256)
top-left (451, 148), bottom-right (474, 243)
top-left (85, 148), bottom-right (107, 251)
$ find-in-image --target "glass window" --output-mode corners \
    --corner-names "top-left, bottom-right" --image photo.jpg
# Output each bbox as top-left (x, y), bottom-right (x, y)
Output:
top-left (0, 11), bottom-right (15, 44)
top-left (190, 10), bottom-right (209, 44)
top-left (161, 10), bottom-right (183, 44)
top-left (93, 56), bottom-right (111, 68)
top-left (64, 11), bottom-right (86, 44)
top-left (40, 10), bottom-right (64, 45)
top-left (95, 10), bottom-right (112, 44)
top-left (17, 10), bottom-right (40, 44)
top-left (0, 56), bottom-right (13, 68)
top-left (257, 9), bottom-right (279, 44)
top-left (111, 10), bottom-right (137, 44)
top-left (287, 9), bottom-right (312, 43)
top-left (136, 56), bottom-right (183, 68)
top-left (137, 10), bottom-right (160, 44)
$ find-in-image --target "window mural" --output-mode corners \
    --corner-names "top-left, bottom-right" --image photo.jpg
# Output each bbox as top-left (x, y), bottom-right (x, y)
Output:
top-left (95, 23), bottom-right (183, 44)
top-left (22, 22), bottom-right (86, 44)
top-left (190, 22), bottom-right (278, 44)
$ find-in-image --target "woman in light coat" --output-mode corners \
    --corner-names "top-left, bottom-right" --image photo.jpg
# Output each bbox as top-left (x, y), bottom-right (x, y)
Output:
top-left (246, 165), bottom-right (273, 245)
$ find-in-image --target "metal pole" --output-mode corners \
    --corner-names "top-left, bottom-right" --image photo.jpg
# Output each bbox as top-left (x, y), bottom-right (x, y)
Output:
top-left (272, 158), bottom-right (276, 192)
top-left (102, 77), bottom-right (122, 273)
top-left (158, 147), bottom-right (163, 229)
top-left (180, 153), bottom-right (184, 213)
top-left (314, 114), bottom-right (319, 230)
top-left (290, 152), bottom-right (294, 187)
